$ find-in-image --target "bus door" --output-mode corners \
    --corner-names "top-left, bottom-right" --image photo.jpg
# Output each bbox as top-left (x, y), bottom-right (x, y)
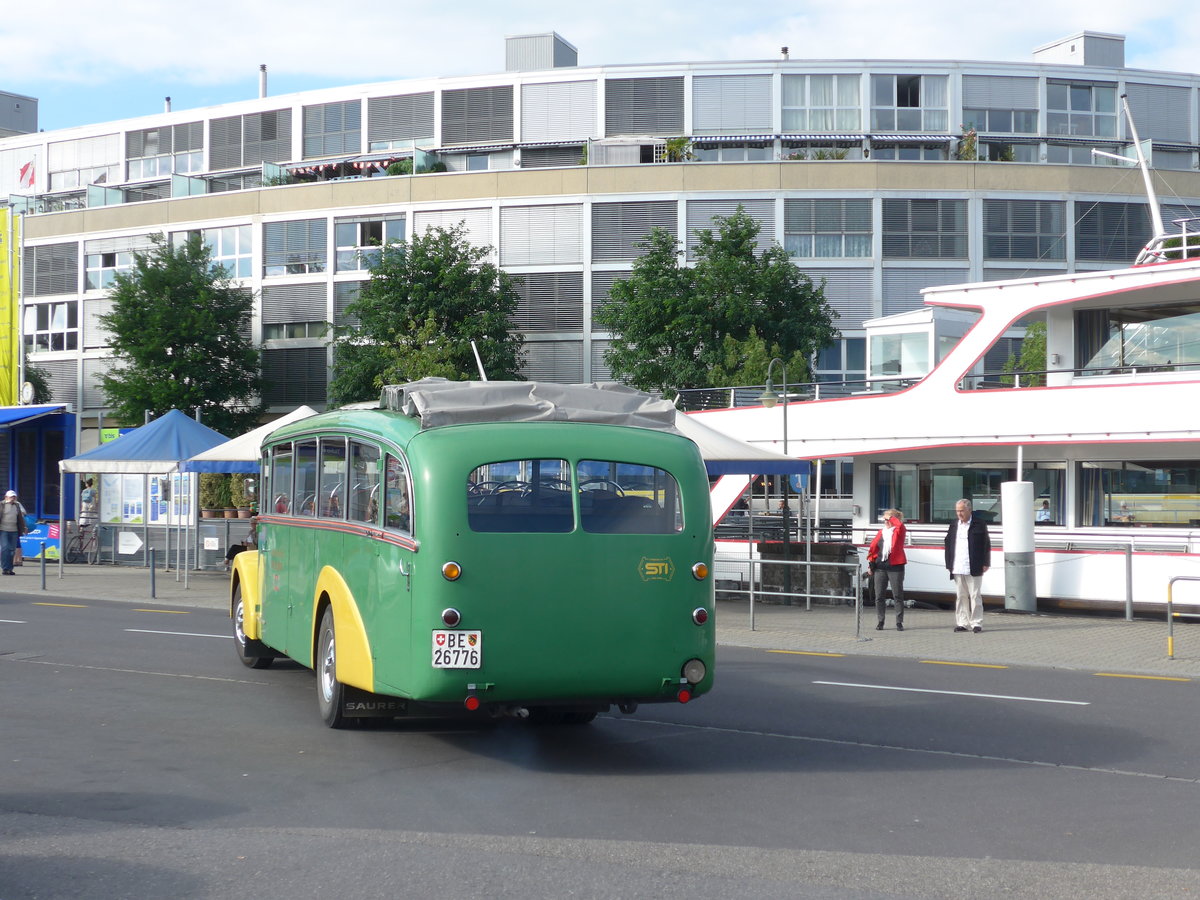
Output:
top-left (369, 453), bottom-right (415, 687)
top-left (288, 437), bottom-right (346, 657)
top-left (260, 443), bottom-right (294, 653)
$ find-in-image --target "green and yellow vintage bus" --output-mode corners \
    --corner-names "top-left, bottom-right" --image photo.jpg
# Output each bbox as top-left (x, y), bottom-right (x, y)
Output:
top-left (230, 380), bottom-right (715, 728)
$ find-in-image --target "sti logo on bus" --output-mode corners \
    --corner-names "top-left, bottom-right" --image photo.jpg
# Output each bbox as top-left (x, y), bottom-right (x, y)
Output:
top-left (639, 557), bottom-right (675, 581)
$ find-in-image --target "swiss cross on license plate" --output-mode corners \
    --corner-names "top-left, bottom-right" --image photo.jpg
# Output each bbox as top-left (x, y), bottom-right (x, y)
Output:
top-left (431, 630), bottom-right (482, 669)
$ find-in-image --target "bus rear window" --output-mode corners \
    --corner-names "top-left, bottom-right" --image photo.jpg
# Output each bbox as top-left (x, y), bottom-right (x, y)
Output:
top-left (578, 461), bottom-right (682, 534)
top-left (467, 459), bottom-right (572, 533)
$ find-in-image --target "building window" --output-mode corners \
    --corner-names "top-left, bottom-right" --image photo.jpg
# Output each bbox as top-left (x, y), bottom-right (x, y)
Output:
top-left (882, 199), bottom-right (967, 259)
top-left (870, 75), bottom-right (948, 132)
top-left (84, 251), bottom-right (134, 290)
top-left (984, 200), bottom-right (1066, 261)
top-left (48, 134), bottom-right (121, 191)
top-left (814, 337), bottom-right (866, 384)
top-left (1046, 143), bottom-right (1121, 166)
top-left (1047, 81), bottom-right (1117, 138)
top-left (784, 199), bottom-right (871, 258)
top-left (441, 85), bottom-right (513, 145)
top-left (23, 300), bottom-right (79, 353)
top-left (961, 108), bottom-right (1037, 135)
top-left (781, 74), bottom-right (861, 132)
top-left (870, 143), bottom-right (948, 161)
top-left (206, 225), bottom-right (252, 278)
top-left (126, 122), bottom-right (204, 180)
top-left (368, 92), bottom-right (435, 150)
top-left (692, 142), bottom-right (772, 162)
top-left (1075, 201), bottom-right (1150, 263)
top-left (335, 217), bottom-right (405, 271)
top-left (979, 142), bottom-right (1038, 163)
top-left (264, 219), bottom-right (328, 276)
top-left (262, 321), bottom-right (327, 340)
top-left (262, 347), bottom-right (327, 404)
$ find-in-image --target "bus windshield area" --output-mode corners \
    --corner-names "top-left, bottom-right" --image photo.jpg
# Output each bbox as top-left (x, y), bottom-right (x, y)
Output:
top-left (466, 459), bottom-right (683, 534)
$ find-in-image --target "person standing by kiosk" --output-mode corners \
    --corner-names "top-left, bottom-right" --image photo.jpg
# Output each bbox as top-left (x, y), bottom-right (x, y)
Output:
top-left (0, 490), bottom-right (29, 575)
top-left (867, 509), bottom-right (907, 631)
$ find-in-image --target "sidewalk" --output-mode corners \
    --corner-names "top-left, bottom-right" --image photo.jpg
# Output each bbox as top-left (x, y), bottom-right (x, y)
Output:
top-left (1, 562), bottom-right (1196, 679)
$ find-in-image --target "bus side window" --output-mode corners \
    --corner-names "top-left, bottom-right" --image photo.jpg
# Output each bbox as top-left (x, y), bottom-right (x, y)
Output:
top-left (295, 440), bottom-right (318, 517)
top-left (384, 454), bottom-right (411, 532)
top-left (319, 437), bottom-right (347, 519)
top-left (270, 444), bottom-right (293, 514)
top-left (349, 441), bottom-right (381, 524)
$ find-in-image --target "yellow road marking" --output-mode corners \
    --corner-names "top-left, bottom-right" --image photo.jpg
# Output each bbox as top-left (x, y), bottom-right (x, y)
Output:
top-left (33, 602), bottom-right (88, 608)
top-left (769, 650), bottom-right (845, 658)
top-left (133, 608), bottom-right (190, 614)
top-left (1093, 672), bottom-right (1191, 682)
top-left (920, 659), bottom-right (1008, 669)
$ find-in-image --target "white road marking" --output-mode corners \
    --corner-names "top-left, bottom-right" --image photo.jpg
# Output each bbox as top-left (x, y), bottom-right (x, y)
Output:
top-left (0, 618), bottom-right (27, 623)
top-left (15, 657), bottom-right (268, 684)
top-left (812, 680), bottom-right (1089, 705)
top-left (125, 628), bottom-right (232, 639)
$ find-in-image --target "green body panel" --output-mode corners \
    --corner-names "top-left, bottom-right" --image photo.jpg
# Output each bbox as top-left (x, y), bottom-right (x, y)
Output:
top-left (255, 409), bottom-right (715, 708)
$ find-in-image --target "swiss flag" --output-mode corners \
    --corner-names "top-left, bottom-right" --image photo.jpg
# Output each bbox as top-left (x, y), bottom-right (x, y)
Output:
top-left (17, 160), bottom-right (34, 189)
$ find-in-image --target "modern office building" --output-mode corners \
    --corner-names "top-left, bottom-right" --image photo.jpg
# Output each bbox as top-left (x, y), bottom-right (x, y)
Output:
top-left (2, 29), bottom-right (1200, 514)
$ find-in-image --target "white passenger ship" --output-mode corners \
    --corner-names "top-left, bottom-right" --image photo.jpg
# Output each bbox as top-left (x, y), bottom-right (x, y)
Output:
top-left (693, 222), bottom-right (1200, 613)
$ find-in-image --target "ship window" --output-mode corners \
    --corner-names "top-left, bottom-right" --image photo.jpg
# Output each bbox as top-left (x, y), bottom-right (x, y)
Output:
top-left (1079, 461), bottom-right (1200, 527)
top-left (873, 462), bottom-right (1063, 526)
top-left (1075, 301), bottom-right (1200, 374)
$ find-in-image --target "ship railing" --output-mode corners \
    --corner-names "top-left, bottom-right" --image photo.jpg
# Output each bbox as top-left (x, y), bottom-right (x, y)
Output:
top-left (1135, 216), bottom-right (1200, 265)
top-left (675, 376), bottom-right (920, 411)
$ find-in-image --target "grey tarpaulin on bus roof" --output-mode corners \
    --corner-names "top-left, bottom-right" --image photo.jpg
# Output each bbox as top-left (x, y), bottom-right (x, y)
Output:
top-left (381, 379), bottom-right (809, 475)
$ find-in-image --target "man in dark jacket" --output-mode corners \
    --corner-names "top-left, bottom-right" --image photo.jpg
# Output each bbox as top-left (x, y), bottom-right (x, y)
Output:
top-left (945, 498), bottom-right (990, 633)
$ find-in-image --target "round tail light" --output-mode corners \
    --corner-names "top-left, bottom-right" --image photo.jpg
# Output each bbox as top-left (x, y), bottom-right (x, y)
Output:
top-left (677, 688), bottom-right (693, 704)
top-left (692, 607), bottom-right (709, 626)
top-left (691, 562), bottom-right (709, 580)
top-left (682, 658), bottom-right (706, 684)
top-left (464, 695), bottom-right (481, 711)
top-left (441, 607), bottom-right (461, 627)
top-left (442, 561), bottom-right (462, 581)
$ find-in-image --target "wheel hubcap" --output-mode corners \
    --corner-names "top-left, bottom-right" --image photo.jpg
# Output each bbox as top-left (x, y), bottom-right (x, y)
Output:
top-left (320, 632), bottom-right (335, 702)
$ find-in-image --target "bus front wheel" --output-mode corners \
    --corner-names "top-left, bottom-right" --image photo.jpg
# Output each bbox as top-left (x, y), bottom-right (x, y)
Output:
top-left (316, 607), bottom-right (350, 728)
top-left (233, 586), bottom-right (272, 670)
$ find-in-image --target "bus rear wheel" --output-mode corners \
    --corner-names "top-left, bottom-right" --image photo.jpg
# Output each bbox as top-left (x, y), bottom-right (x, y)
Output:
top-left (316, 607), bottom-right (350, 728)
top-left (233, 586), bottom-right (272, 670)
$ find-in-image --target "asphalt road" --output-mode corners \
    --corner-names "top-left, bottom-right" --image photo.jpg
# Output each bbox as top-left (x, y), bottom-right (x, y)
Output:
top-left (2, 593), bottom-right (1198, 899)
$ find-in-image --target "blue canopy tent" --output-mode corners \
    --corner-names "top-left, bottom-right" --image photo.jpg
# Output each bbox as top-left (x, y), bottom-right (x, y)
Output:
top-left (57, 410), bottom-right (228, 577)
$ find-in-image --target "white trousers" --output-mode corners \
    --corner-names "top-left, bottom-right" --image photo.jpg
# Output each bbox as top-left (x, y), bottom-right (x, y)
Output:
top-left (953, 574), bottom-right (984, 629)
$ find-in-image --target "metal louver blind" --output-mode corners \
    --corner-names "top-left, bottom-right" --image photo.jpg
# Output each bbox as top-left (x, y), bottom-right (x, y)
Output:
top-left (1126, 83), bottom-right (1191, 142)
top-left (334, 281), bottom-right (362, 327)
top-left (84, 234), bottom-right (157, 255)
top-left (591, 271), bottom-right (629, 329)
top-left (81, 357), bottom-right (112, 409)
top-left (521, 81), bottom-right (597, 143)
top-left (261, 283), bottom-right (329, 325)
top-left (686, 199), bottom-right (774, 257)
top-left (692, 75), bottom-right (772, 134)
top-left (520, 146), bottom-right (584, 168)
top-left (784, 198), bottom-right (871, 232)
top-left (512, 272), bottom-right (584, 333)
top-left (882, 199), bottom-right (967, 259)
top-left (24, 243), bottom-right (78, 296)
top-left (592, 200), bottom-right (677, 261)
top-left (1075, 202), bottom-right (1150, 262)
top-left (520, 341), bottom-right (584, 382)
top-left (882, 268), bottom-right (967, 315)
top-left (961, 75), bottom-right (1038, 109)
top-left (263, 220), bottom-right (328, 270)
top-left (209, 116), bottom-right (243, 170)
top-left (83, 298), bottom-right (114, 349)
top-left (801, 268), bottom-right (874, 329)
top-left (243, 109), bottom-right (293, 165)
top-left (36, 359), bottom-right (78, 410)
top-left (982, 268), bottom-right (1066, 281)
top-left (412, 208), bottom-right (493, 250)
top-left (441, 85), bottom-right (513, 145)
top-left (1162, 203), bottom-right (1200, 227)
top-left (368, 93), bottom-right (435, 143)
top-left (605, 77), bottom-right (684, 136)
top-left (589, 339), bottom-right (613, 381)
top-left (303, 100), bottom-right (362, 158)
top-left (500, 204), bottom-right (582, 266)
top-left (262, 348), bottom-right (328, 405)
top-left (174, 121), bottom-right (203, 152)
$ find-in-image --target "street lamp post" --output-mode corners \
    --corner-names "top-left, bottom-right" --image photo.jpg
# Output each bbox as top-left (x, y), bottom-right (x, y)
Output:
top-left (759, 359), bottom-right (791, 603)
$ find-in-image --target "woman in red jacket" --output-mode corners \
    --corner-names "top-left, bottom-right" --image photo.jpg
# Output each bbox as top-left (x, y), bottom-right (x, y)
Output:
top-left (867, 508), bottom-right (907, 631)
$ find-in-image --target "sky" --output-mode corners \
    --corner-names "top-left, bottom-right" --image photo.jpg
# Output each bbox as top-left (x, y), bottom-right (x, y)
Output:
top-left (3, 1), bottom-right (1200, 134)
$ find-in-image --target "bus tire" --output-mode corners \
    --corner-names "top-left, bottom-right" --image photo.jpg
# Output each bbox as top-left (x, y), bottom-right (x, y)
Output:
top-left (316, 606), bottom-right (350, 728)
top-left (233, 585), bottom-right (272, 670)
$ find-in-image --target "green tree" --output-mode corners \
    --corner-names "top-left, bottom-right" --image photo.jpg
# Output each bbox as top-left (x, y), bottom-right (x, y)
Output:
top-left (1002, 320), bottom-right (1047, 386)
top-left (707, 328), bottom-right (810, 390)
top-left (597, 208), bottom-right (838, 396)
top-left (330, 224), bottom-right (524, 404)
top-left (23, 364), bottom-right (53, 404)
top-left (99, 234), bottom-right (263, 435)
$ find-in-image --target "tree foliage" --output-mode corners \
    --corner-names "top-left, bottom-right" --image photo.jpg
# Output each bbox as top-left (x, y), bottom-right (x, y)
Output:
top-left (330, 224), bottom-right (524, 405)
top-left (1002, 320), bottom-right (1047, 386)
top-left (596, 208), bottom-right (838, 395)
top-left (99, 234), bottom-right (263, 435)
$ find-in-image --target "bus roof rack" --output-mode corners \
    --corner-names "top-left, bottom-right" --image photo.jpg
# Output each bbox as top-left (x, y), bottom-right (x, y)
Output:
top-left (381, 378), bottom-right (678, 430)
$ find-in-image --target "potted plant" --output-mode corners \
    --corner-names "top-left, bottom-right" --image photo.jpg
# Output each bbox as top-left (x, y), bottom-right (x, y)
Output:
top-left (214, 476), bottom-right (237, 518)
top-left (199, 473), bottom-right (224, 519)
top-left (230, 475), bottom-right (254, 517)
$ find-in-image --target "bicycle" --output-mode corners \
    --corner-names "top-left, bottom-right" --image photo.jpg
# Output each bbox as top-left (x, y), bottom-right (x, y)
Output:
top-left (65, 522), bottom-right (99, 565)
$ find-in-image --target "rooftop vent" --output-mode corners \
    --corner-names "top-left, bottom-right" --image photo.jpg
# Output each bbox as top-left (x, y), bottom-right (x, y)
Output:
top-left (505, 32), bottom-right (578, 72)
top-left (1033, 31), bottom-right (1125, 68)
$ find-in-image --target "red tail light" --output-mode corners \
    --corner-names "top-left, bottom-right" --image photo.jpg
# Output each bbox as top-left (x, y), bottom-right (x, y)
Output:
top-left (464, 695), bottom-right (481, 711)
top-left (677, 688), bottom-right (692, 704)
